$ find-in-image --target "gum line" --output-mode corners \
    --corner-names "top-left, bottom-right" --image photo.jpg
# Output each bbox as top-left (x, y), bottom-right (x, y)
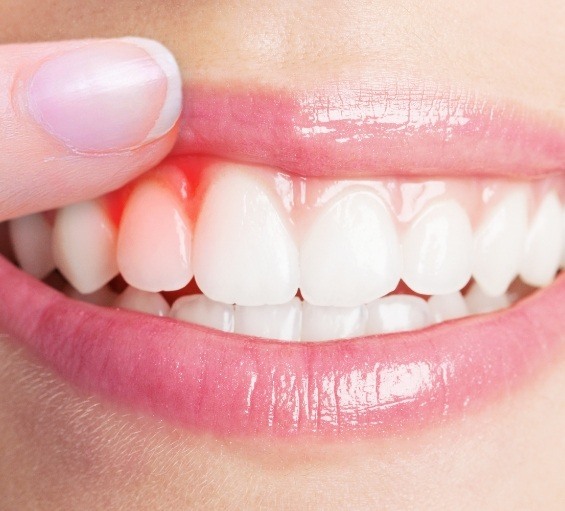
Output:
top-left (107, 157), bottom-right (564, 233)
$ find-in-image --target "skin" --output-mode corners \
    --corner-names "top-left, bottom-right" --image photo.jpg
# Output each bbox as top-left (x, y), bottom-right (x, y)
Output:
top-left (0, 1), bottom-right (564, 509)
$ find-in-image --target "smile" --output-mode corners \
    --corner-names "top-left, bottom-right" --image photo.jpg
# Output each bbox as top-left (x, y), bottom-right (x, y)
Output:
top-left (1, 82), bottom-right (564, 438)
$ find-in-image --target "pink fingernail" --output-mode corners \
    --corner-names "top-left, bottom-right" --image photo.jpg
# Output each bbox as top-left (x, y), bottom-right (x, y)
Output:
top-left (28, 38), bottom-right (182, 152)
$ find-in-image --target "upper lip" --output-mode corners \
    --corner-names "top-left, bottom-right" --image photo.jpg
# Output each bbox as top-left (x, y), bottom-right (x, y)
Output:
top-left (172, 82), bottom-right (565, 178)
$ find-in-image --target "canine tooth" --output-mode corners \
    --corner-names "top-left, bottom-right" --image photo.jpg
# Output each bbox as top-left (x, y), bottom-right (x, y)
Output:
top-left (301, 302), bottom-right (367, 341)
top-left (402, 199), bottom-right (473, 295)
top-left (235, 298), bottom-right (302, 341)
top-left (473, 188), bottom-right (528, 296)
top-left (465, 283), bottom-right (510, 314)
top-left (519, 191), bottom-right (563, 287)
top-left (53, 200), bottom-right (118, 294)
top-left (366, 295), bottom-right (432, 334)
top-left (117, 180), bottom-right (193, 292)
top-left (9, 213), bottom-right (55, 279)
top-left (170, 295), bottom-right (234, 333)
top-left (427, 292), bottom-right (468, 323)
top-left (193, 166), bottom-right (299, 306)
top-left (114, 286), bottom-right (170, 316)
top-left (300, 189), bottom-right (401, 307)
top-left (65, 285), bottom-right (118, 306)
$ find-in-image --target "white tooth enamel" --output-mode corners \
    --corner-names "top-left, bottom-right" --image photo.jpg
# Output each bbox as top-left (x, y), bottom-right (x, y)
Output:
top-left (193, 166), bottom-right (299, 306)
top-left (366, 295), bottom-right (432, 334)
top-left (465, 282), bottom-right (510, 314)
top-left (114, 286), bottom-right (170, 316)
top-left (235, 298), bottom-right (302, 341)
top-left (301, 302), bottom-right (367, 341)
top-left (53, 200), bottom-right (119, 294)
top-left (117, 180), bottom-right (193, 293)
top-left (300, 188), bottom-right (401, 307)
top-left (170, 295), bottom-right (235, 333)
top-left (9, 213), bottom-right (55, 279)
top-left (427, 292), bottom-right (468, 323)
top-left (519, 191), bottom-right (563, 287)
top-left (65, 285), bottom-right (118, 306)
top-left (473, 188), bottom-right (528, 296)
top-left (402, 199), bottom-right (473, 295)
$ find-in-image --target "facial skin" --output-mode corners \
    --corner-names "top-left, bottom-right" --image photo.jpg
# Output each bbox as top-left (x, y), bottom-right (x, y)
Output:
top-left (0, 1), bottom-right (564, 509)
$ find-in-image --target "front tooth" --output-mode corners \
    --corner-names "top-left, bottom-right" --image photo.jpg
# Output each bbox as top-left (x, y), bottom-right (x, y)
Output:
top-left (366, 295), bottom-right (432, 334)
top-left (170, 295), bottom-right (235, 332)
top-left (465, 282), bottom-right (510, 314)
top-left (427, 292), bottom-right (468, 323)
top-left (193, 166), bottom-right (299, 306)
top-left (114, 286), bottom-right (170, 316)
top-left (519, 191), bottom-right (563, 287)
top-left (301, 302), bottom-right (367, 341)
top-left (402, 199), bottom-right (473, 295)
top-left (235, 298), bottom-right (302, 341)
top-left (9, 213), bottom-right (55, 279)
top-left (53, 200), bottom-right (118, 294)
top-left (117, 180), bottom-right (193, 292)
top-left (473, 188), bottom-right (528, 296)
top-left (300, 188), bottom-right (401, 307)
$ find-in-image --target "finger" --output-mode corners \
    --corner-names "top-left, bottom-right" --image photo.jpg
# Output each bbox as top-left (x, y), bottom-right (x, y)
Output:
top-left (0, 37), bottom-right (182, 221)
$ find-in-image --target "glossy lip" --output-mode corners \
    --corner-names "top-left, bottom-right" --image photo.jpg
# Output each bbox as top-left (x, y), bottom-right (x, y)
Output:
top-left (173, 82), bottom-right (565, 178)
top-left (0, 256), bottom-right (563, 438)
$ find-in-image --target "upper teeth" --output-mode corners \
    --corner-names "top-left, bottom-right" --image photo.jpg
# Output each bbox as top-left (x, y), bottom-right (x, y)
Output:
top-left (6, 159), bottom-right (565, 341)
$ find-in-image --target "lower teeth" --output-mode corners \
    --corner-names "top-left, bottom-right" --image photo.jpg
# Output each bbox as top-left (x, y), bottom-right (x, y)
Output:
top-left (57, 276), bottom-right (542, 342)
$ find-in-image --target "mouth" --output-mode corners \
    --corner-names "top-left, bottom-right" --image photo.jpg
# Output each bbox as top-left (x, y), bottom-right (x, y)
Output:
top-left (0, 82), bottom-right (564, 439)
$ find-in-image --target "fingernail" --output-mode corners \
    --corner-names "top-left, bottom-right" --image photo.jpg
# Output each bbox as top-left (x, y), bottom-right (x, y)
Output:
top-left (28, 38), bottom-right (182, 152)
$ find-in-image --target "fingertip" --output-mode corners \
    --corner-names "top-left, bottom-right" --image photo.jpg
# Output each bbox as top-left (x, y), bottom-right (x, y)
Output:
top-left (27, 38), bottom-right (182, 153)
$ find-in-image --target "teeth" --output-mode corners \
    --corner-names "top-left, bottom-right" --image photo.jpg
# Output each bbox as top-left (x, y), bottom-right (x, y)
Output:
top-left (465, 282), bottom-right (510, 314)
top-left (193, 165), bottom-right (299, 306)
top-left (170, 295), bottom-right (234, 333)
top-left (235, 298), bottom-right (302, 341)
top-left (428, 291), bottom-right (468, 323)
top-left (366, 295), bottom-right (432, 334)
top-left (402, 199), bottom-right (473, 295)
top-left (519, 191), bottom-right (563, 287)
top-left (12, 157), bottom-right (562, 341)
top-left (114, 286), bottom-right (170, 316)
top-left (52, 200), bottom-right (119, 294)
top-left (301, 302), bottom-right (367, 341)
top-left (117, 180), bottom-right (193, 292)
top-left (473, 188), bottom-right (529, 296)
top-left (300, 188), bottom-right (401, 307)
top-left (9, 213), bottom-right (55, 279)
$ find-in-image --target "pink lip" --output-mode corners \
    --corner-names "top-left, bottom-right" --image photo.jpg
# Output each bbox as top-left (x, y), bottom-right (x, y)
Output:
top-left (0, 257), bottom-right (563, 438)
top-left (173, 82), bottom-right (565, 178)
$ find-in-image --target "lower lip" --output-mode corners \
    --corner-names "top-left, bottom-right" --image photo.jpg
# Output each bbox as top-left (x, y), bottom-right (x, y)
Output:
top-left (0, 256), bottom-right (563, 438)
